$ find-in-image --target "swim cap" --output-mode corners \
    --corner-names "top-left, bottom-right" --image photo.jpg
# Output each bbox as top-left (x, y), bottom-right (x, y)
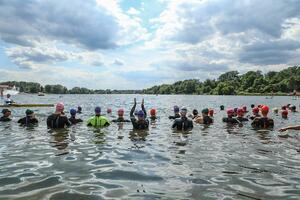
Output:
top-left (234, 108), bottom-right (238, 113)
top-left (95, 106), bottom-right (101, 114)
top-left (56, 102), bottom-right (64, 112)
top-left (192, 109), bottom-right (198, 115)
top-left (25, 109), bottom-right (33, 115)
top-left (180, 106), bottom-right (187, 112)
top-left (107, 108), bottom-right (112, 113)
top-left (134, 110), bottom-right (139, 116)
top-left (2, 108), bottom-right (11, 114)
top-left (242, 106), bottom-right (247, 112)
top-left (251, 104), bottom-right (255, 108)
top-left (174, 105), bottom-right (179, 112)
top-left (227, 108), bottom-right (234, 115)
top-left (261, 105), bottom-right (269, 114)
top-left (273, 107), bottom-right (278, 112)
top-left (258, 104), bottom-right (262, 108)
top-left (281, 105), bottom-right (287, 110)
top-left (209, 109), bottom-right (214, 116)
top-left (137, 110), bottom-right (145, 117)
top-left (150, 108), bottom-right (156, 116)
top-left (237, 108), bottom-right (244, 114)
top-left (290, 105), bottom-right (296, 109)
top-left (202, 108), bottom-right (209, 114)
top-left (252, 107), bottom-right (259, 114)
top-left (77, 106), bottom-right (82, 111)
top-left (220, 105), bottom-right (225, 110)
top-left (118, 108), bottom-right (124, 116)
top-left (70, 108), bottom-right (77, 116)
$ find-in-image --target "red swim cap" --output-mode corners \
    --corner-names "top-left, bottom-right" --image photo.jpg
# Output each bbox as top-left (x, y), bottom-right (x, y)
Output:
top-left (209, 109), bottom-right (214, 116)
top-left (281, 106), bottom-right (287, 110)
top-left (227, 108), bottom-right (234, 115)
top-left (282, 110), bottom-right (288, 115)
top-left (237, 108), bottom-right (244, 114)
top-left (243, 106), bottom-right (247, 112)
top-left (118, 108), bottom-right (124, 116)
top-left (107, 108), bottom-right (112, 113)
top-left (261, 105), bottom-right (269, 113)
top-left (252, 107), bottom-right (259, 113)
top-left (150, 108), bottom-right (156, 116)
top-left (56, 102), bottom-right (64, 112)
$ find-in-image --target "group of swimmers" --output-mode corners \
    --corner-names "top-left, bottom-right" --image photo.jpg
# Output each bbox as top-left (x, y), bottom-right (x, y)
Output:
top-left (0, 98), bottom-right (299, 132)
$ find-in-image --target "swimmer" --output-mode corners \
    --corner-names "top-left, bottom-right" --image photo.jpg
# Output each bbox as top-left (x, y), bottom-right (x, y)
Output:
top-left (222, 108), bottom-right (239, 124)
top-left (195, 108), bottom-right (213, 125)
top-left (172, 107), bottom-right (193, 131)
top-left (112, 109), bottom-right (130, 122)
top-left (0, 108), bottom-right (12, 122)
top-left (236, 108), bottom-right (249, 122)
top-left (87, 107), bottom-right (110, 128)
top-left (281, 109), bottom-right (288, 119)
top-left (149, 108), bottom-right (157, 120)
top-left (169, 105), bottom-right (181, 119)
top-left (130, 98), bottom-right (149, 130)
top-left (47, 102), bottom-right (71, 129)
top-left (251, 105), bottom-right (274, 129)
top-left (69, 108), bottom-right (83, 124)
top-left (279, 125), bottom-right (300, 132)
top-left (17, 109), bottom-right (38, 126)
top-left (249, 107), bottom-right (261, 120)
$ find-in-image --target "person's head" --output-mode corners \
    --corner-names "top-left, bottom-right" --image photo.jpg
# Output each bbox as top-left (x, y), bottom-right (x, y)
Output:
top-left (137, 110), bottom-right (145, 120)
top-left (55, 102), bottom-right (64, 113)
top-left (25, 109), bottom-right (34, 117)
top-left (251, 104), bottom-right (255, 109)
top-left (77, 106), bottom-right (82, 112)
top-left (252, 107), bottom-right (259, 115)
top-left (107, 108), bottom-right (112, 114)
top-left (242, 106), bottom-right (247, 112)
top-left (180, 107), bottom-right (187, 117)
top-left (6, 94), bottom-right (11, 98)
top-left (150, 108), bottom-right (156, 117)
top-left (134, 110), bottom-right (139, 116)
top-left (290, 105), bottom-right (296, 112)
top-left (258, 104), bottom-right (262, 109)
top-left (237, 108), bottom-right (244, 117)
top-left (2, 109), bottom-right (11, 117)
top-left (281, 110), bottom-right (288, 119)
top-left (174, 105), bottom-right (180, 114)
top-left (118, 108), bottom-right (124, 117)
top-left (192, 109), bottom-right (198, 116)
top-left (233, 107), bottom-right (238, 116)
top-left (209, 109), bottom-right (214, 117)
top-left (95, 106), bottom-right (101, 116)
top-left (273, 107), bottom-right (278, 114)
top-left (227, 108), bottom-right (234, 117)
top-left (202, 108), bottom-right (209, 117)
top-left (70, 108), bottom-right (77, 116)
top-left (286, 104), bottom-right (291, 108)
top-left (281, 105), bottom-right (287, 110)
top-left (261, 105), bottom-right (269, 117)
top-left (220, 105), bottom-right (225, 110)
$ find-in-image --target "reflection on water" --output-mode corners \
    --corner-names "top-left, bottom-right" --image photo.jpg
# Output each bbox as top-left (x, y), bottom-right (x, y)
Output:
top-left (0, 94), bottom-right (299, 199)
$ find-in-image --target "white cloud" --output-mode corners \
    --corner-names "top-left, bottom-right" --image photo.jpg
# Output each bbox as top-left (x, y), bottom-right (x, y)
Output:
top-left (127, 7), bottom-right (141, 15)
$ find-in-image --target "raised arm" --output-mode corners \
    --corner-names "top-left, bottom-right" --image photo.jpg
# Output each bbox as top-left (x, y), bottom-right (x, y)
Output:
top-left (130, 98), bottom-right (137, 117)
top-left (141, 98), bottom-right (147, 118)
top-left (279, 125), bottom-right (300, 132)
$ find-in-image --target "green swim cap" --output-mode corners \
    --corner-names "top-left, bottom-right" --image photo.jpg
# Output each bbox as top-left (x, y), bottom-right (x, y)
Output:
top-left (25, 109), bottom-right (34, 115)
top-left (202, 108), bottom-right (209, 114)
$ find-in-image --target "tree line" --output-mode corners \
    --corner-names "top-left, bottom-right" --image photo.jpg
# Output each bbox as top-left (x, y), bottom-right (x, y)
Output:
top-left (1, 66), bottom-right (299, 95)
top-left (143, 66), bottom-right (300, 95)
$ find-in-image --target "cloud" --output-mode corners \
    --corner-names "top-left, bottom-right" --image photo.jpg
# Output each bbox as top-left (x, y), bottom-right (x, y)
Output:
top-left (127, 7), bottom-right (141, 15)
top-left (113, 59), bottom-right (125, 66)
top-left (0, 0), bottom-right (147, 50)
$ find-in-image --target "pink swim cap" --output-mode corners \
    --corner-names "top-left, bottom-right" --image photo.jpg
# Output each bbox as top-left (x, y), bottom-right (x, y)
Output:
top-left (118, 108), bottom-right (124, 116)
top-left (56, 102), bottom-right (64, 112)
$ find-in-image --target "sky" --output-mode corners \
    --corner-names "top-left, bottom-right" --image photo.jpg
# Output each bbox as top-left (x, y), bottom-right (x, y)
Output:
top-left (0, 0), bottom-right (300, 89)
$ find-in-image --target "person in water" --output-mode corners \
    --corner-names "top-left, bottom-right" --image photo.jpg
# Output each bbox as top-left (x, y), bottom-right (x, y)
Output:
top-left (0, 108), bottom-right (12, 122)
top-left (169, 105), bottom-right (181, 119)
top-left (18, 109), bottom-right (38, 126)
top-left (281, 109), bottom-right (288, 119)
top-left (112, 108), bottom-right (130, 122)
top-left (236, 108), bottom-right (249, 122)
top-left (250, 107), bottom-right (261, 120)
top-left (149, 108), bottom-right (157, 120)
top-left (4, 94), bottom-right (14, 105)
top-left (130, 98), bottom-right (149, 130)
top-left (68, 108), bottom-right (83, 124)
top-left (87, 107), bottom-right (110, 128)
top-left (209, 109), bottom-right (214, 117)
top-left (220, 105), bottom-right (225, 111)
top-left (290, 105), bottom-right (297, 112)
top-left (107, 108), bottom-right (112, 114)
top-left (279, 125), bottom-right (300, 132)
top-left (189, 109), bottom-right (199, 119)
top-left (172, 107), bottom-right (193, 131)
top-left (222, 108), bottom-right (239, 124)
top-left (273, 107), bottom-right (279, 115)
top-left (251, 105), bottom-right (274, 129)
top-left (77, 106), bottom-right (82, 114)
top-left (242, 106), bottom-right (248, 113)
top-left (251, 104), bottom-right (255, 109)
top-left (47, 102), bottom-right (71, 129)
top-left (195, 108), bottom-right (213, 125)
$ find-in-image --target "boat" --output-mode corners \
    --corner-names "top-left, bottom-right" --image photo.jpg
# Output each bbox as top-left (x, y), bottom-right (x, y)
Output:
top-left (38, 92), bottom-right (45, 96)
top-left (0, 103), bottom-right (54, 108)
top-left (0, 85), bottom-right (19, 96)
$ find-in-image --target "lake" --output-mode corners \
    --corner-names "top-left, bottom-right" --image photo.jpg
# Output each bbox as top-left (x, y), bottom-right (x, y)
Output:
top-left (0, 94), bottom-right (299, 200)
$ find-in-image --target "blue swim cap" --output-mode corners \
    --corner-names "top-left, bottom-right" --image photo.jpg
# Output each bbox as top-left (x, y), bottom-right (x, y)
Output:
top-left (70, 108), bottom-right (77, 115)
top-left (95, 106), bottom-right (101, 113)
top-left (174, 105), bottom-right (179, 112)
top-left (137, 110), bottom-right (145, 117)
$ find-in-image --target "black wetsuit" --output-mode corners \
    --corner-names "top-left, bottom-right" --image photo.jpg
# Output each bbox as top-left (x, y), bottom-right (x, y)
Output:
top-left (150, 116), bottom-right (157, 121)
top-left (168, 113), bottom-right (181, 119)
top-left (251, 117), bottom-right (274, 129)
top-left (112, 117), bottom-right (131, 122)
top-left (47, 114), bottom-right (71, 129)
top-left (130, 103), bottom-right (149, 130)
top-left (0, 116), bottom-right (11, 122)
top-left (68, 117), bottom-right (83, 124)
top-left (18, 117), bottom-right (38, 125)
top-left (172, 117), bottom-right (193, 131)
top-left (236, 117), bottom-right (249, 122)
top-left (203, 115), bottom-right (213, 125)
top-left (222, 117), bottom-right (239, 124)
